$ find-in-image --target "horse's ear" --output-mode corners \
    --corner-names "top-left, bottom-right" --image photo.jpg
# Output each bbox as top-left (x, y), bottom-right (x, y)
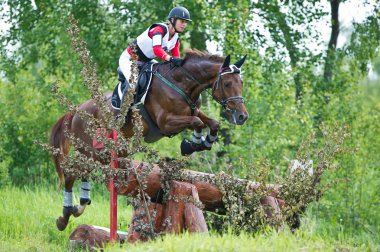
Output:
top-left (234, 55), bottom-right (247, 68)
top-left (222, 55), bottom-right (231, 68)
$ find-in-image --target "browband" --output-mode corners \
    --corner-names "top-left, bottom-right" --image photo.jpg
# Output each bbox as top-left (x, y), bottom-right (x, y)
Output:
top-left (220, 65), bottom-right (241, 76)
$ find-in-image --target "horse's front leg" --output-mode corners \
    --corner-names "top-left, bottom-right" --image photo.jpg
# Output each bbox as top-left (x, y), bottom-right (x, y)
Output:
top-left (197, 110), bottom-right (219, 150)
top-left (158, 114), bottom-right (207, 155)
top-left (180, 111), bottom-right (219, 156)
top-left (159, 114), bottom-right (206, 134)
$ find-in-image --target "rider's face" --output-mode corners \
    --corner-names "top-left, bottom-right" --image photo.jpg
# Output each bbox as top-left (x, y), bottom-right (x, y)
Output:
top-left (174, 19), bottom-right (188, 33)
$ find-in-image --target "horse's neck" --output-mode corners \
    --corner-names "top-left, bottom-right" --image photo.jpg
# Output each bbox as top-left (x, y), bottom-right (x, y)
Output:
top-left (178, 61), bottom-right (219, 100)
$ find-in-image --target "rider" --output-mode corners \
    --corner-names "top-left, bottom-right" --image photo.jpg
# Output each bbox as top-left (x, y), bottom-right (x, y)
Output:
top-left (112, 6), bottom-right (191, 109)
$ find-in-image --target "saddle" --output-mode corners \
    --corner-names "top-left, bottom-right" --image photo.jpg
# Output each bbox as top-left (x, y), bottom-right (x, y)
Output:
top-left (111, 62), bottom-right (155, 110)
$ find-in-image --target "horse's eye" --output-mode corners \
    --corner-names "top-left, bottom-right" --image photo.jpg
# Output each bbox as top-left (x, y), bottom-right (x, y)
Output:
top-left (224, 82), bottom-right (232, 88)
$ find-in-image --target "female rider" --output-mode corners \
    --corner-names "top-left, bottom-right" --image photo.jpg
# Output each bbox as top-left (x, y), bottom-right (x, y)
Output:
top-left (112, 6), bottom-right (191, 109)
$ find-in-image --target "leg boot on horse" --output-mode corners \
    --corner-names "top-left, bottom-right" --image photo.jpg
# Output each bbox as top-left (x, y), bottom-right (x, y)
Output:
top-left (181, 111), bottom-right (220, 156)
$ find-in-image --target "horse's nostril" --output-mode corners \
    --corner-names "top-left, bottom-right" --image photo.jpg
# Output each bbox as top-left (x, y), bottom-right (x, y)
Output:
top-left (237, 113), bottom-right (248, 124)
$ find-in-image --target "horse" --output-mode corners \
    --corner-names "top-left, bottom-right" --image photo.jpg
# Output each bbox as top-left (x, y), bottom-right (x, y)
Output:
top-left (51, 49), bottom-right (249, 231)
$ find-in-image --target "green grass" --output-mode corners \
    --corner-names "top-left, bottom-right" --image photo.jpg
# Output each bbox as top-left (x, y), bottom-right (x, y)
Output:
top-left (0, 186), bottom-right (378, 251)
top-left (0, 185), bottom-right (132, 251)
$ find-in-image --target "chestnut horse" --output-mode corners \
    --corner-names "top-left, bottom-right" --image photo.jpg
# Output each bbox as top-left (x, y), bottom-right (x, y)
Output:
top-left (51, 49), bottom-right (248, 231)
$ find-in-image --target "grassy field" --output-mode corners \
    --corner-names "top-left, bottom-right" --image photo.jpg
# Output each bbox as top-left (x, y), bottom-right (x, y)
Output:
top-left (0, 186), bottom-right (378, 251)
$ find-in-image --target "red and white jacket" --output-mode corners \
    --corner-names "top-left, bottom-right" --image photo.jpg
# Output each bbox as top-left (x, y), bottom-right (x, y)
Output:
top-left (127, 23), bottom-right (180, 62)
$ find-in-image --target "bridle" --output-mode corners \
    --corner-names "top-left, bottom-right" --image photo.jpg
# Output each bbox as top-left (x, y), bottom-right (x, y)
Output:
top-left (211, 65), bottom-right (244, 113)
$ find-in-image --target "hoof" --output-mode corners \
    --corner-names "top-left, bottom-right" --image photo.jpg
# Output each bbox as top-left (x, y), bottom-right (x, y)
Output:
top-left (181, 139), bottom-right (197, 156)
top-left (56, 216), bottom-right (69, 231)
top-left (80, 198), bottom-right (91, 206)
top-left (72, 198), bottom-right (91, 218)
top-left (72, 205), bottom-right (83, 218)
top-left (181, 139), bottom-right (211, 156)
top-left (200, 138), bottom-right (211, 151)
top-left (62, 206), bottom-right (75, 216)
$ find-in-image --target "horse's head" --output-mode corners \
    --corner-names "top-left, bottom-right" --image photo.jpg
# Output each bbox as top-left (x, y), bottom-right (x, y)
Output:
top-left (212, 55), bottom-right (249, 125)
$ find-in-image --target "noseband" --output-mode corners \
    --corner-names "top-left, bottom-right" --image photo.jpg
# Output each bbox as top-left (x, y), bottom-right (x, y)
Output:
top-left (212, 65), bottom-right (244, 113)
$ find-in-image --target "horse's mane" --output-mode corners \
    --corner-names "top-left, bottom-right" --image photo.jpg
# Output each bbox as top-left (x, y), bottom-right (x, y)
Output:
top-left (184, 49), bottom-right (225, 63)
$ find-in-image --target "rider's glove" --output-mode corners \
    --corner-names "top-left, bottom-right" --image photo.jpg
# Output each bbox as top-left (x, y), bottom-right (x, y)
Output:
top-left (170, 57), bottom-right (184, 67)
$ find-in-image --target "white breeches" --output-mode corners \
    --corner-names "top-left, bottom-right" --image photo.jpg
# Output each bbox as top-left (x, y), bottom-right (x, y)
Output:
top-left (119, 50), bottom-right (132, 81)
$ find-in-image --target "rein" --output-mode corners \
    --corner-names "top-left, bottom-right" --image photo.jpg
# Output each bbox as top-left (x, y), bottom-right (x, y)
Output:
top-left (152, 69), bottom-right (198, 115)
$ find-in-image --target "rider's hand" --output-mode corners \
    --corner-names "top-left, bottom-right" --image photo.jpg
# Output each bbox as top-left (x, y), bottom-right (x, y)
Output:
top-left (170, 57), bottom-right (184, 67)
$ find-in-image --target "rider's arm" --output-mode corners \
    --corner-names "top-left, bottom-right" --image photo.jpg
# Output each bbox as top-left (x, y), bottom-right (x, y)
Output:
top-left (149, 26), bottom-right (171, 61)
top-left (170, 40), bottom-right (180, 58)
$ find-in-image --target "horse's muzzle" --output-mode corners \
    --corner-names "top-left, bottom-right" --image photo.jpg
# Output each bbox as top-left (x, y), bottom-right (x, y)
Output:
top-left (230, 111), bottom-right (249, 125)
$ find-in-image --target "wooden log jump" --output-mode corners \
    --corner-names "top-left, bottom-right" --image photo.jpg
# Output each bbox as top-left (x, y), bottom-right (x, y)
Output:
top-left (127, 180), bottom-right (208, 243)
top-left (105, 160), bottom-right (284, 242)
top-left (108, 160), bottom-right (284, 212)
top-left (79, 132), bottom-right (284, 247)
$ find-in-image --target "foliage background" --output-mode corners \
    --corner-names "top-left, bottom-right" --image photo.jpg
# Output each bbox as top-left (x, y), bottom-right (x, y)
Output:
top-left (0, 0), bottom-right (379, 249)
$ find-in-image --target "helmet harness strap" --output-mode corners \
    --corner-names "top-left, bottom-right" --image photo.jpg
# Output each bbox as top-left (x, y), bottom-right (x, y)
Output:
top-left (169, 18), bottom-right (180, 33)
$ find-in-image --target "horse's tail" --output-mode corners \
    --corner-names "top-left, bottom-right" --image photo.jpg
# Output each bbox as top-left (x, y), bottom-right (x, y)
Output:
top-left (50, 112), bottom-right (73, 191)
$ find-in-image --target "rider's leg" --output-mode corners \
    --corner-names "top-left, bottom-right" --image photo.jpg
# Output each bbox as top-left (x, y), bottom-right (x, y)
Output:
top-left (112, 51), bottom-right (134, 110)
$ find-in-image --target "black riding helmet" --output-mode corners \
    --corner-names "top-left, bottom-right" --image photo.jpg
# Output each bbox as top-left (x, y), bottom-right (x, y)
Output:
top-left (168, 6), bottom-right (191, 33)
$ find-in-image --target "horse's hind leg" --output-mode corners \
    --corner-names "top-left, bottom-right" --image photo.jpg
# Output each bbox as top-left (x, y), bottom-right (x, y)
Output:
top-left (56, 176), bottom-right (92, 230)
top-left (56, 175), bottom-right (76, 231)
top-left (72, 178), bottom-right (91, 217)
